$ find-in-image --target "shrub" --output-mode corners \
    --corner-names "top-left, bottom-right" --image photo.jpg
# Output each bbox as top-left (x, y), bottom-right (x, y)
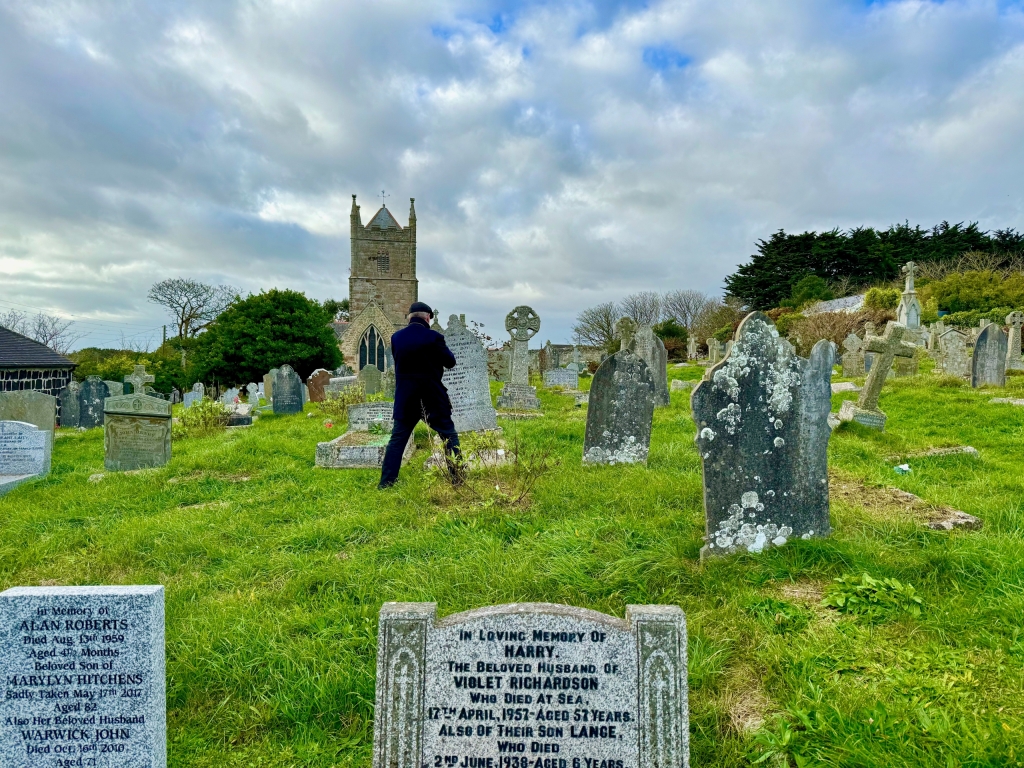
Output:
top-left (774, 311), bottom-right (803, 337)
top-left (864, 287), bottom-right (900, 311)
top-left (174, 399), bottom-right (227, 438)
top-left (822, 573), bottom-right (923, 621)
top-left (780, 275), bottom-right (834, 309)
top-left (314, 386), bottom-right (367, 421)
top-left (941, 307), bottom-right (1018, 329)
top-left (921, 270), bottom-right (1024, 314)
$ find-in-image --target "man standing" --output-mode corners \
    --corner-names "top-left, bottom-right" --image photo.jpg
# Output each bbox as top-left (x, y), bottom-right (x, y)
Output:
top-left (378, 302), bottom-right (462, 489)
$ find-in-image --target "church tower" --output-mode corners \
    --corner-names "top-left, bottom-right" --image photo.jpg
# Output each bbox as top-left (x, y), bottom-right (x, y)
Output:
top-left (341, 195), bottom-right (419, 370)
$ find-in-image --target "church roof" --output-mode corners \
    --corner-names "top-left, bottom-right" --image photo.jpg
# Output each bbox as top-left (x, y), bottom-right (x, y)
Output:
top-left (0, 326), bottom-right (76, 369)
top-left (367, 206), bottom-right (402, 230)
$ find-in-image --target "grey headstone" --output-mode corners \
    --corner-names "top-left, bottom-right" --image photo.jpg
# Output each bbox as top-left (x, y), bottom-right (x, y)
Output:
top-left (263, 369), bottom-right (278, 401)
top-left (325, 376), bottom-right (359, 396)
top-left (0, 391), bottom-right (56, 434)
top-left (123, 365), bottom-right (155, 396)
top-left (171, 388), bottom-right (180, 405)
top-left (104, 381), bottom-right (124, 397)
top-left (221, 388), bottom-right (240, 407)
top-left (543, 368), bottom-right (579, 389)
top-left (693, 312), bottom-right (834, 557)
top-left (79, 376), bottom-right (110, 429)
top-left (671, 379), bottom-right (694, 391)
top-left (0, 421), bottom-right (51, 495)
top-left (246, 383), bottom-right (261, 408)
top-left (373, 602), bottom-right (689, 768)
top-left (347, 402), bottom-right (395, 432)
top-left (381, 369), bottom-right (396, 399)
top-left (630, 326), bottom-right (670, 407)
top-left (103, 394), bottom-right (172, 471)
top-left (358, 366), bottom-right (383, 397)
top-left (272, 365), bottom-right (304, 414)
top-left (583, 350), bottom-right (656, 465)
top-left (1006, 312), bottom-right (1024, 370)
top-left (0, 585), bottom-right (166, 767)
top-left (972, 324), bottom-right (1007, 388)
top-left (59, 380), bottom-right (82, 428)
top-left (442, 316), bottom-right (499, 432)
top-left (687, 335), bottom-right (697, 360)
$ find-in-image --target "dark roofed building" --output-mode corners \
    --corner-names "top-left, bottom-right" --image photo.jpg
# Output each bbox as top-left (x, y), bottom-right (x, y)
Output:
top-left (0, 326), bottom-right (76, 402)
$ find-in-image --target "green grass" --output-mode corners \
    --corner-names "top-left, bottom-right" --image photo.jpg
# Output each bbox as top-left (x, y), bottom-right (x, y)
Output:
top-left (3, 365), bottom-right (1024, 766)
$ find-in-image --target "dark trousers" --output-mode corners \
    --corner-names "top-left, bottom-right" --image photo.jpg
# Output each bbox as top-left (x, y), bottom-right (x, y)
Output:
top-left (380, 411), bottom-right (461, 487)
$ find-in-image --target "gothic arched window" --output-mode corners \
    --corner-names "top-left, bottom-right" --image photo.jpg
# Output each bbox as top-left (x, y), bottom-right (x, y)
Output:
top-left (359, 326), bottom-right (388, 371)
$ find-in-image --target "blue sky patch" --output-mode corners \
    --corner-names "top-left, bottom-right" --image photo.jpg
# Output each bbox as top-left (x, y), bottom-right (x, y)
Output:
top-left (642, 45), bottom-right (691, 71)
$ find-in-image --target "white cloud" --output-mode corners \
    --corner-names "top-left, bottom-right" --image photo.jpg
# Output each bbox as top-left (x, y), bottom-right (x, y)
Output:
top-left (0, 0), bottom-right (1022, 347)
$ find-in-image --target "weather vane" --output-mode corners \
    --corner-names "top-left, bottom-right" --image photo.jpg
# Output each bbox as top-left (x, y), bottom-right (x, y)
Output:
top-left (380, 189), bottom-right (390, 208)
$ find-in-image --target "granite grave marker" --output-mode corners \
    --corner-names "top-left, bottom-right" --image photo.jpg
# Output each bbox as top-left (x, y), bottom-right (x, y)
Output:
top-left (0, 391), bottom-right (56, 434)
top-left (79, 376), bottom-right (110, 429)
top-left (373, 601), bottom-right (689, 768)
top-left (58, 380), bottom-right (82, 428)
top-left (1006, 312), bottom-right (1024, 371)
top-left (496, 306), bottom-right (541, 410)
top-left (103, 394), bottom-right (172, 471)
top-left (0, 585), bottom-right (165, 767)
top-left (442, 315), bottom-right (499, 432)
top-left (972, 324), bottom-right (1007, 388)
top-left (307, 369), bottom-right (332, 402)
top-left (629, 326), bottom-right (670, 407)
top-left (272, 365), bottom-right (304, 414)
top-left (837, 322), bottom-right (916, 431)
top-left (359, 366), bottom-right (383, 397)
top-left (123, 365), bottom-right (154, 396)
top-left (0, 421), bottom-right (51, 496)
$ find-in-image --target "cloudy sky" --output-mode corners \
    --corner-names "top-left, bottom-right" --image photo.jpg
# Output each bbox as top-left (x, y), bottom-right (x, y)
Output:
top-left (2, 0), bottom-right (1023, 348)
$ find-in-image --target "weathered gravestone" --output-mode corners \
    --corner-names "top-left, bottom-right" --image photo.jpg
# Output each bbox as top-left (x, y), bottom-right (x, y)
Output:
top-left (496, 305), bottom-right (541, 410)
top-left (0, 585), bottom-right (166, 766)
top-left (1006, 312), bottom-right (1024, 371)
top-left (103, 380), bottom-right (124, 397)
top-left (837, 322), bottom-right (916, 430)
top-left (315, 403), bottom-right (414, 469)
top-left (359, 366), bottom-right (383, 397)
top-left (381, 369), bottom-right (396, 399)
top-left (972, 324), bottom-right (1007, 388)
top-left (182, 383), bottom-right (204, 409)
top-left (123, 364), bottom-right (154, 396)
top-left (263, 369), bottom-right (278, 401)
top-left (896, 261), bottom-right (922, 330)
top-left (103, 394), bottom-right (172, 471)
top-left (347, 402), bottom-right (395, 431)
top-left (583, 350), bottom-right (655, 465)
top-left (171, 388), bottom-right (180, 405)
top-left (307, 369), bottom-right (332, 402)
top-left (687, 335), bottom-right (697, 360)
top-left (442, 315), bottom-right (498, 432)
top-left (894, 350), bottom-right (920, 378)
top-left (863, 322), bottom-right (877, 371)
top-left (630, 326), bottom-right (670, 407)
top-left (325, 376), bottom-right (359, 397)
top-left (543, 367), bottom-right (579, 389)
top-left (247, 383), bottom-right (261, 408)
top-left (937, 329), bottom-right (970, 377)
top-left (0, 421), bottom-right (51, 496)
top-left (220, 388), bottom-right (240, 407)
top-left (78, 376), bottom-right (110, 429)
top-left (615, 317), bottom-right (637, 351)
top-left (373, 602), bottom-right (689, 768)
top-left (272, 365), bottom-right (304, 414)
top-left (706, 338), bottom-right (721, 365)
top-left (58, 380), bottom-right (82, 428)
top-left (693, 312), bottom-right (833, 557)
top-left (840, 333), bottom-right (865, 377)
top-left (0, 391), bottom-right (56, 433)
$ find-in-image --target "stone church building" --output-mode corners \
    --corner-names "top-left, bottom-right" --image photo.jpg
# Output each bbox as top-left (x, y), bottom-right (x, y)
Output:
top-left (338, 194), bottom-right (419, 371)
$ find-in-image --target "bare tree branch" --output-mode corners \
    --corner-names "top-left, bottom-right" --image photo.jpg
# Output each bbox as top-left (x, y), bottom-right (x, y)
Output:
top-left (0, 309), bottom-right (83, 355)
top-left (147, 279), bottom-right (238, 338)
top-left (662, 290), bottom-right (717, 331)
top-left (572, 302), bottom-right (619, 348)
top-left (620, 291), bottom-right (662, 326)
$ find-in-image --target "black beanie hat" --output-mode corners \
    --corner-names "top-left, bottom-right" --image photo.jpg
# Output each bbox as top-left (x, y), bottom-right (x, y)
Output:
top-left (409, 302), bottom-right (433, 316)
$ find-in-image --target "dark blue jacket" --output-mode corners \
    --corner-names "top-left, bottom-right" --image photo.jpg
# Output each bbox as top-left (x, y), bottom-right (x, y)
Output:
top-left (390, 317), bottom-right (457, 422)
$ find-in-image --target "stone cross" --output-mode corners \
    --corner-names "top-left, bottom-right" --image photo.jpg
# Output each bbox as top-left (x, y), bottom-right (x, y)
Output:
top-left (616, 317), bottom-right (637, 351)
top-left (124, 364), bottom-right (155, 395)
top-left (857, 323), bottom-right (918, 411)
top-left (902, 261), bottom-right (917, 292)
top-left (505, 305), bottom-right (540, 386)
top-left (1007, 312), bottom-right (1024, 370)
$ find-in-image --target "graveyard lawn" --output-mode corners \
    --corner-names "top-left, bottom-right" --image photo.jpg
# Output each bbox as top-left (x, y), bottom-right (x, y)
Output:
top-left (1, 366), bottom-right (1024, 767)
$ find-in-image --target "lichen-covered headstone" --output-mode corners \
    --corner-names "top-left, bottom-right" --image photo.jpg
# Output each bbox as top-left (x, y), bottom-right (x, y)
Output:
top-left (543, 367), bottom-right (579, 389)
top-left (79, 376), bottom-right (110, 428)
top-left (630, 326), bottom-right (670, 407)
top-left (840, 333), bottom-right (865, 377)
top-left (687, 335), bottom-right (697, 360)
top-left (584, 350), bottom-right (655, 465)
top-left (972, 324), bottom-right (1007, 388)
top-left (0, 585), bottom-right (166, 766)
top-left (59, 380), bottom-right (82, 427)
top-left (104, 380), bottom-right (124, 397)
top-left (307, 368), bottom-right (332, 402)
top-left (373, 602), bottom-right (689, 768)
top-left (272, 365), bottom-right (303, 414)
top-left (937, 329), bottom-right (970, 377)
top-left (123, 364), bottom-right (155, 396)
top-left (358, 365), bottom-right (383, 396)
top-left (442, 315), bottom-right (498, 432)
top-left (706, 338), bottom-right (720, 365)
top-left (692, 312), bottom-right (834, 557)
